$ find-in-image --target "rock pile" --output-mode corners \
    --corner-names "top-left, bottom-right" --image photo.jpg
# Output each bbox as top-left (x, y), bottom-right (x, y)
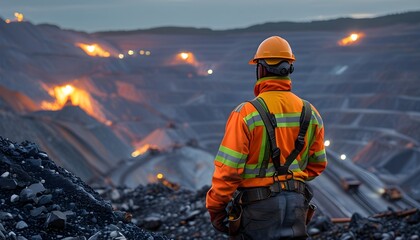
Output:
top-left (98, 184), bottom-right (227, 240)
top-left (0, 137), bottom-right (165, 240)
top-left (101, 183), bottom-right (420, 240)
top-left (308, 211), bottom-right (420, 240)
top-left (1, 137), bottom-right (419, 239)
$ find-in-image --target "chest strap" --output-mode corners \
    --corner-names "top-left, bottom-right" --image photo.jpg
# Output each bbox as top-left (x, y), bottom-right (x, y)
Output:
top-left (249, 98), bottom-right (312, 177)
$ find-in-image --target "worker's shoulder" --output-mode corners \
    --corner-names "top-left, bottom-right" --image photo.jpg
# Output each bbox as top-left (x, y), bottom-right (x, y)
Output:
top-left (302, 99), bottom-right (322, 116)
top-left (233, 102), bottom-right (247, 113)
top-left (232, 101), bottom-right (256, 113)
top-left (301, 99), bottom-right (324, 126)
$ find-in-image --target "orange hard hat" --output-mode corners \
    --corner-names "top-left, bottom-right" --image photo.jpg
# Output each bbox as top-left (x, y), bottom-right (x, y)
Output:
top-left (249, 36), bottom-right (295, 65)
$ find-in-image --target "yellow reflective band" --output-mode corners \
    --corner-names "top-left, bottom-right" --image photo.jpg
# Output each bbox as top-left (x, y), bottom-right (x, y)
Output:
top-left (244, 111), bottom-right (264, 131)
top-left (310, 149), bottom-right (327, 163)
top-left (215, 146), bottom-right (248, 168)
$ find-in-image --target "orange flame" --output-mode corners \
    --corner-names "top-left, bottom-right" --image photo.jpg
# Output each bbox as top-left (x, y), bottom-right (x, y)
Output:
top-left (173, 52), bottom-right (199, 66)
top-left (131, 144), bottom-right (158, 157)
top-left (338, 33), bottom-right (364, 46)
top-left (41, 84), bottom-right (106, 122)
top-left (77, 43), bottom-right (111, 57)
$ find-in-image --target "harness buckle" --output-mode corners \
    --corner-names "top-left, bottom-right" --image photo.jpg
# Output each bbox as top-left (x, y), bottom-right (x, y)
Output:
top-left (295, 135), bottom-right (305, 148)
top-left (297, 135), bottom-right (305, 143)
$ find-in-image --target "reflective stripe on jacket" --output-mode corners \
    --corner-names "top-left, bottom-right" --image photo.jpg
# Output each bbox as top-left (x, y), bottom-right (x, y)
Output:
top-left (206, 76), bottom-right (327, 211)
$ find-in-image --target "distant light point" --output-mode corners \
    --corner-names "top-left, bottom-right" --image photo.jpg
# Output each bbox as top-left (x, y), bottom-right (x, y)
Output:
top-left (118, 54), bottom-right (125, 59)
top-left (340, 154), bottom-right (346, 160)
top-left (324, 140), bottom-right (330, 147)
top-left (180, 52), bottom-right (189, 60)
top-left (338, 32), bottom-right (364, 46)
top-left (14, 12), bottom-right (24, 22)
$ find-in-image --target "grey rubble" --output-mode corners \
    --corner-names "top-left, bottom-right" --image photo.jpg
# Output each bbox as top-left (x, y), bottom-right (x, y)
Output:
top-left (1, 137), bottom-right (419, 239)
top-left (0, 137), bottom-right (165, 240)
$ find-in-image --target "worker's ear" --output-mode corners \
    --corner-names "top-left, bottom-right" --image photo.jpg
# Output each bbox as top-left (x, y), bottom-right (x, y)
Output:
top-left (256, 63), bottom-right (266, 80)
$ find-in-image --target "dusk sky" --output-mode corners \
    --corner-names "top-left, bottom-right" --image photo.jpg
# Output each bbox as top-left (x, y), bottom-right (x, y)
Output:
top-left (1, 0), bottom-right (419, 32)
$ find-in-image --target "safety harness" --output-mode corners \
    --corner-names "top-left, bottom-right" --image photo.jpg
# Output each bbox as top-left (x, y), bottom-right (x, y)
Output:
top-left (236, 97), bottom-right (312, 204)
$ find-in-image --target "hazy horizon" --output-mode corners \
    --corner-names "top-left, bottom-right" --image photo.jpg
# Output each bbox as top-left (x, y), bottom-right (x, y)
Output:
top-left (1, 0), bottom-right (419, 33)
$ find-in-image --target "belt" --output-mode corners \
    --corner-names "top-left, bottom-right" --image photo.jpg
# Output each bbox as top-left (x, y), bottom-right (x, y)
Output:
top-left (237, 180), bottom-right (307, 205)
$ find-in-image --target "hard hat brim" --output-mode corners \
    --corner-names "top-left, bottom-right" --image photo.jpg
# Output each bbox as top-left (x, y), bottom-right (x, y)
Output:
top-left (248, 59), bottom-right (257, 65)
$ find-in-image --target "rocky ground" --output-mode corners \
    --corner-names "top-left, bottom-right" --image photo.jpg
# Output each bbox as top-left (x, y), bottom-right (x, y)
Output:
top-left (0, 137), bottom-right (165, 240)
top-left (1, 137), bottom-right (419, 240)
top-left (97, 184), bottom-right (225, 240)
top-left (99, 183), bottom-right (420, 240)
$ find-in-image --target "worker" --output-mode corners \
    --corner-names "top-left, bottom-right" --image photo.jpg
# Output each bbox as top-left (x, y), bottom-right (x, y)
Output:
top-left (206, 36), bottom-right (327, 239)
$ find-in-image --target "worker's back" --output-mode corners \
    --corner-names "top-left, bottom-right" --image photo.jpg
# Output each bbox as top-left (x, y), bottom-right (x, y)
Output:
top-left (206, 36), bottom-right (327, 240)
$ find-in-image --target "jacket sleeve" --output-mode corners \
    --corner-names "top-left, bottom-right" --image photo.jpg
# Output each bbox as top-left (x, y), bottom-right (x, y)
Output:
top-left (304, 106), bottom-right (327, 181)
top-left (206, 108), bottom-right (250, 212)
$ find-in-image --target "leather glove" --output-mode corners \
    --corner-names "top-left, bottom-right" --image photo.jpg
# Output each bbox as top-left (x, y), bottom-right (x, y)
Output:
top-left (209, 210), bottom-right (229, 234)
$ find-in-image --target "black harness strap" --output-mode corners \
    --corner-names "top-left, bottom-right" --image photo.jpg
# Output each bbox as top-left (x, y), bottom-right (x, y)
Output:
top-left (249, 98), bottom-right (281, 177)
top-left (249, 98), bottom-right (312, 177)
top-left (278, 100), bottom-right (312, 175)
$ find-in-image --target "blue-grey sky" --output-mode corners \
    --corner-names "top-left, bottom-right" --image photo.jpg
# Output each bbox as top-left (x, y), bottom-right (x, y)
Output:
top-left (1, 0), bottom-right (419, 32)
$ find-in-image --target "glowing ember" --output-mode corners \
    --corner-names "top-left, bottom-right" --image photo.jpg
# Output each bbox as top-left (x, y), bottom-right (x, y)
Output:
top-left (156, 173), bottom-right (164, 180)
top-left (5, 12), bottom-right (24, 23)
top-left (14, 12), bottom-right (24, 22)
top-left (173, 51), bottom-right (198, 66)
top-left (131, 144), bottom-right (158, 157)
top-left (77, 43), bottom-right (110, 57)
top-left (338, 33), bottom-right (364, 46)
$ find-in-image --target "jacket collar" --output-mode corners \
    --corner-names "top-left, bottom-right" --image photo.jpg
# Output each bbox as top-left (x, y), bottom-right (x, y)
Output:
top-left (254, 76), bottom-right (292, 96)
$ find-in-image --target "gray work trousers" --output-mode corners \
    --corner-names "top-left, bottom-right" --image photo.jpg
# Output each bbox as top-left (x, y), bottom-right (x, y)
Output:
top-left (232, 191), bottom-right (308, 240)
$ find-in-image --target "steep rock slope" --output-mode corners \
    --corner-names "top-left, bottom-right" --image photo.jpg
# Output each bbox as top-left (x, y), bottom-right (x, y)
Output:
top-left (0, 137), bottom-right (165, 239)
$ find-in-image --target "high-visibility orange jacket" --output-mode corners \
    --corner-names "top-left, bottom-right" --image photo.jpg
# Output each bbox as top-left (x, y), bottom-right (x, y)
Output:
top-left (206, 76), bottom-right (327, 212)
